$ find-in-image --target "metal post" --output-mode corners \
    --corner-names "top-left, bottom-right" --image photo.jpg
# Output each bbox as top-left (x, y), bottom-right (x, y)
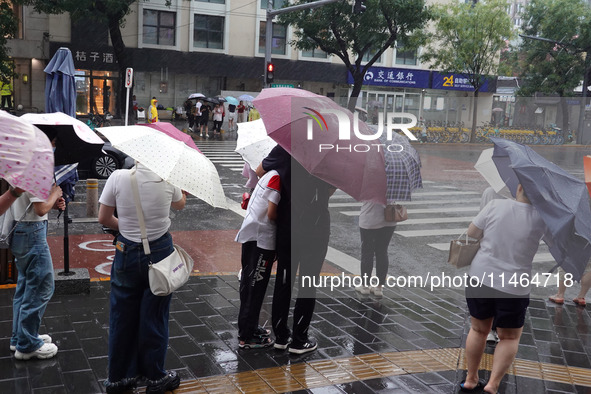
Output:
top-left (577, 57), bottom-right (589, 144)
top-left (265, 0), bottom-right (274, 88)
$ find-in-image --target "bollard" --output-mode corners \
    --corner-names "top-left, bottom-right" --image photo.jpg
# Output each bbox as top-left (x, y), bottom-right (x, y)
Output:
top-left (86, 178), bottom-right (99, 218)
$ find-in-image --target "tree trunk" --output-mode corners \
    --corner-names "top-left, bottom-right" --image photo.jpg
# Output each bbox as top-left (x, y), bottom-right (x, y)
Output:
top-left (108, 16), bottom-right (129, 119)
top-left (347, 73), bottom-right (364, 112)
top-left (470, 89), bottom-right (480, 142)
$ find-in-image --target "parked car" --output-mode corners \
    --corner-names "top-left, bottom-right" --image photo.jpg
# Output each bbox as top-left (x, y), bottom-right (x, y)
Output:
top-left (77, 141), bottom-right (134, 179)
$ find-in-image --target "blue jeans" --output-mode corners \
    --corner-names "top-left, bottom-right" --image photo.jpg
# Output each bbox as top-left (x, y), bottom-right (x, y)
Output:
top-left (108, 232), bottom-right (174, 382)
top-left (11, 221), bottom-right (54, 353)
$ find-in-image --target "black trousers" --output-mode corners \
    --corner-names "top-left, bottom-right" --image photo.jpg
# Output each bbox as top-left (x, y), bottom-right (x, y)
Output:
top-left (271, 231), bottom-right (329, 345)
top-left (360, 226), bottom-right (395, 286)
top-left (238, 242), bottom-right (275, 341)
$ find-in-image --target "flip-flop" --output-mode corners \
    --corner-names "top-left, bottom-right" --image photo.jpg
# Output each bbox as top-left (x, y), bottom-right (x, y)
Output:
top-left (459, 379), bottom-right (486, 393)
top-left (573, 298), bottom-right (587, 307)
top-left (549, 296), bottom-right (564, 305)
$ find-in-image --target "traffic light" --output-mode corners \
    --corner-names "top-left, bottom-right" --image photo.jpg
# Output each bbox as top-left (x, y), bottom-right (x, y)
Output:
top-left (353, 0), bottom-right (366, 14)
top-left (266, 62), bottom-right (275, 84)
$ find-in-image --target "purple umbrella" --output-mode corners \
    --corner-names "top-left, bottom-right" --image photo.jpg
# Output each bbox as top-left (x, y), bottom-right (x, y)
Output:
top-left (143, 122), bottom-right (201, 153)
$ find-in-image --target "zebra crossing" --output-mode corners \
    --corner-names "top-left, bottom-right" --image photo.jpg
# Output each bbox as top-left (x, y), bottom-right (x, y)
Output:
top-left (329, 182), bottom-right (556, 264)
top-left (195, 140), bottom-right (244, 172)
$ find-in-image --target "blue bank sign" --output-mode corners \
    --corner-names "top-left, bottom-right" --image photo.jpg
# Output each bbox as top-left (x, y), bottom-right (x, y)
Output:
top-left (432, 72), bottom-right (490, 92)
top-left (349, 67), bottom-right (430, 88)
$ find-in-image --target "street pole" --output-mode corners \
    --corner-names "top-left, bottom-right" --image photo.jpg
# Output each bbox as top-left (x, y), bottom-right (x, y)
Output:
top-left (264, 0), bottom-right (343, 88)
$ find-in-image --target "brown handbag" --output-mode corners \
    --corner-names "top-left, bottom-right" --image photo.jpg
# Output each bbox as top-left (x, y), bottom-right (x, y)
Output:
top-left (384, 204), bottom-right (408, 222)
top-left (448, 232), bottom-right (480, 268)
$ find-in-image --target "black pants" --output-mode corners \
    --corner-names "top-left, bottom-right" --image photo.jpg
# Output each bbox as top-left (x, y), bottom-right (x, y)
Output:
top-left (238, 242), bottom-right (275, 341)
top-left (187, 114), bottom-right (195, 129)
top-left (213, 120), bottom-right (222, 133)
top-left (271, 231), bottom-right (329, 345)
top-left (360, 226), bottom-right (395, 286)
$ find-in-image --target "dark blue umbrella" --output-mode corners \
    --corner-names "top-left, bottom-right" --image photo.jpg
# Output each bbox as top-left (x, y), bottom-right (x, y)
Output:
top-left (44, 47), bottom-right (76, 117)
top-left (491, 137), bottom-right (591, 281)
top-left (44, 47), bottom-right (77, 275)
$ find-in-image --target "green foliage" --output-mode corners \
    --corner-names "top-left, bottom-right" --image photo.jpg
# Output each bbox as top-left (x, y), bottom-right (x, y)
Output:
top-left (421, 0), bottom-right (513, 90)
top-left (278, 0), bottom-right (430, 107)
top-left (0, 2), bottom-right (19, 81)
top-left (517, 0), bottom-right (591, 97)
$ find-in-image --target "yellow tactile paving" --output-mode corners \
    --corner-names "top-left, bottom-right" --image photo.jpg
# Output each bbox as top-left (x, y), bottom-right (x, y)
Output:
top-left (174, 347), bottom-right (591, 392)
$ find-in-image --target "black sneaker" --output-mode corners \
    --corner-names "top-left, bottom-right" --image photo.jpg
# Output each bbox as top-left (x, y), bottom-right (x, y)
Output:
top-left (288, 339), bottom-right (317, 354)
top-left (254, 326), bottom-right (271, 338)
top-left (274, 336), bottom-right (292, 350)
top-left (146, 370), bottom-right (181, 394)
top-left (104, 377), bottom-right (137, 394)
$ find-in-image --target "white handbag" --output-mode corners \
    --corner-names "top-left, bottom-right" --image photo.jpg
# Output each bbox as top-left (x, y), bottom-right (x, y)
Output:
top-left (130, 169), bottom-right (193, 296)
top-left (0, 202), bottom-right (32, 249)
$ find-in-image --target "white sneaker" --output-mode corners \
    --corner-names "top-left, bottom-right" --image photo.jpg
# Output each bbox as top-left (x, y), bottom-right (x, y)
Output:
top-left (355, 286), bottom-right (370, 295)
top-left (10, 334), bottom-right (52, 352)
top-left (486, 330), bottom-right (499, 344)
top-left (371, 286), bottom-right (384, 298)
top-left (15, 343), bottom-right (58, 360)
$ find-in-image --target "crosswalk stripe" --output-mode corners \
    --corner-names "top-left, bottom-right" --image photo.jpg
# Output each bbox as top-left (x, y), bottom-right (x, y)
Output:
top-left (395, 228), bottom-right (467, 237)
top-left (210, 160), bottom-right (245, 164)
top-left (427, 243), bottom-right (555, 263)
top-left (340, 206), bottom-right (481, 216)
top-left (396, 217), bottom-right (474, 225)
top-left (329, 198), bottom-right (481, 208)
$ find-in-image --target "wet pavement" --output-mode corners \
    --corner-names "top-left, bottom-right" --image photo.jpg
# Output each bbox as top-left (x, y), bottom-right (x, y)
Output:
top-left (0, 273), bottom-right (590, 393)
top-left (1, 139), bottom-right (591, 393)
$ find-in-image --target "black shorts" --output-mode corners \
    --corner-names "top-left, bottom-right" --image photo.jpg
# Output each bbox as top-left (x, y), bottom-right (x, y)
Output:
top-left (465, 283), bottom-right (529, 329)
top-left (199, 116), bottom-right (208, 126)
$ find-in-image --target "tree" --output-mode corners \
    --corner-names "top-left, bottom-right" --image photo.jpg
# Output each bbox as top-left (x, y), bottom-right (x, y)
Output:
top-left (0, 2), bottom-right (19, 82)
top-left (517, 0), bottom-right (591, 132)
top-left (420, 0), bottom-right (513, 142)
top-left (278, 0), bottom-right (430, 111)
top-left (15, 0), bottom-right (171, 117)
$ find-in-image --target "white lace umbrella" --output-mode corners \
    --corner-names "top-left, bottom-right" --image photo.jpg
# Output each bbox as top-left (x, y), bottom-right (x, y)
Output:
top-left (474, 148), bottom-right (507, 193)
top-left (0, 111), bottom-right (54, 199)
top-left (235, 119), bottom-right (276, 170)
top-left (97, 125), bottom-right (227, 208)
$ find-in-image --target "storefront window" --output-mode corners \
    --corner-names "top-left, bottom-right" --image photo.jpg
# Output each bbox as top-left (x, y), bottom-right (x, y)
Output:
top-left (75, 70), bottom-right (117, 116)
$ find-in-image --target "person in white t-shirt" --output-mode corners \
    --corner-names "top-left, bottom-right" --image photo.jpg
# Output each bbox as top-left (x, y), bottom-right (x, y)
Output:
top-left (10, 184), bottom-right (65, 361)
top-left (99, 162), bottom-right (186, 394)
top-left (461, 184), bottom-right (548, 394)
top-left (355, 201), bottom-right (397, 298)
top-left (235, 170), bottom-right (280, 349)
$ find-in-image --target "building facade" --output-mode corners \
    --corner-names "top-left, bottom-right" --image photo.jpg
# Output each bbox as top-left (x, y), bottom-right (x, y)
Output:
top-left (7, 0), bottom-right (494, 127)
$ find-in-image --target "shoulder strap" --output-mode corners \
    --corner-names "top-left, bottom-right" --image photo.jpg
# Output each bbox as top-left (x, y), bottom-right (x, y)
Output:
top-left (1, 202), bottom-right (33, 241)
top-left (130, 168), bottom-right (151, 255)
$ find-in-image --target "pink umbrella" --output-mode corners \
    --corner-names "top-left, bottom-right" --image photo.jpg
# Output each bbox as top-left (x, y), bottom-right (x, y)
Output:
top-left (0, 111), bottom-right (54, 199)
top-left (253, 88), bottom-right (387, 204)
top-left (143, 122), bottom-right (201, 153)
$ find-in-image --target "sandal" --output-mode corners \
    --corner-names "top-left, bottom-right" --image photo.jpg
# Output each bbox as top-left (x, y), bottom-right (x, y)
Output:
top-left (239, 336), bottom-right (274, 349)
top-left (549, 296), bottom-right (564, 305)
top-left (459, 379), bottom-right (486, 393)
top-left (573, 298), bottom-right (587, 307)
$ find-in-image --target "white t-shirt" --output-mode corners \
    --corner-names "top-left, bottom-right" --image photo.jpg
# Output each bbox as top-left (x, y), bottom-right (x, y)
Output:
top-left (13, 192), bottom-right (47, 222)
top-left (359, 201), bottom-right (397, 229)
top-left (235, 170), bottom-right (281, 251)
top-left (99, 164), bottom-right (183, 242)
top-left (469, 199), bottom-right (548, 296)
top-left (195, 101), bottom-right (202, 117)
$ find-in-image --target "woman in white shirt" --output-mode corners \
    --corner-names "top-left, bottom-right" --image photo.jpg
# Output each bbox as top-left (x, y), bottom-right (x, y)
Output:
top-left (99, 163), bottom-right (185, 394)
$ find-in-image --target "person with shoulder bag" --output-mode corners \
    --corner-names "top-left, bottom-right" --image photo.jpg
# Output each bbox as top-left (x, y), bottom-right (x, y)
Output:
top-left (355, 201), bottom-right (399, 298)
top-left (10, 184), bottom-right (65, 360)
top-left (99, 162), bottom-right (186, 394)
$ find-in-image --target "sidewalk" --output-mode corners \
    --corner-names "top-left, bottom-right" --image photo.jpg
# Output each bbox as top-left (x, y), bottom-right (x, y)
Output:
top-left (0, 274), bottom-right (590, 393)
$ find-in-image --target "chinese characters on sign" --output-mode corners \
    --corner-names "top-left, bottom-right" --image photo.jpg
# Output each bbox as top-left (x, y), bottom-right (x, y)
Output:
top-left (75, 51), bottom-right (116, 65)
top-left (347, 66), bottom-right (430, 89)
top-left (432, 72), bottom-right (490, 92)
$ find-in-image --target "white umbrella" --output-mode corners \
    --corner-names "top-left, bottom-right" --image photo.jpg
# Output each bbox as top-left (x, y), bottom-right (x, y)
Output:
top-left (96, 125), bottom-right (227, 208)
top-left (238, 94), bottom-right (255, 102)
top-left (474, 148), bottom-right (507, 193)
top-left (235, 119), bottom-right (276, 170)
top-left (188, 93), bottom-right (205, 99)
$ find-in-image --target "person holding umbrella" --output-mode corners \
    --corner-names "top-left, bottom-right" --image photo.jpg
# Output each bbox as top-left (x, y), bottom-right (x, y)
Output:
top-left (11, 184), bottom-right (66, 360)
top-left (461, 184), bottom-right (549, 394)
top-left (99, 162), bottom-right (186, 393)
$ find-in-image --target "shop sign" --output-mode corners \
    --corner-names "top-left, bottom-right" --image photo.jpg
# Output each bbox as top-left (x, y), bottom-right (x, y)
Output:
top-left (432, 72), bottom-right (490, 92)
top-left (271, 83), bottom-right (294, 88)
top-left (348, 67), bottom-right (430, 88)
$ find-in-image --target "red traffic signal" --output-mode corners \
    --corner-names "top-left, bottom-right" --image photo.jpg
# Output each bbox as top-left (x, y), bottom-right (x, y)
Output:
top-left (266, 62), bottom-right (275, 83)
